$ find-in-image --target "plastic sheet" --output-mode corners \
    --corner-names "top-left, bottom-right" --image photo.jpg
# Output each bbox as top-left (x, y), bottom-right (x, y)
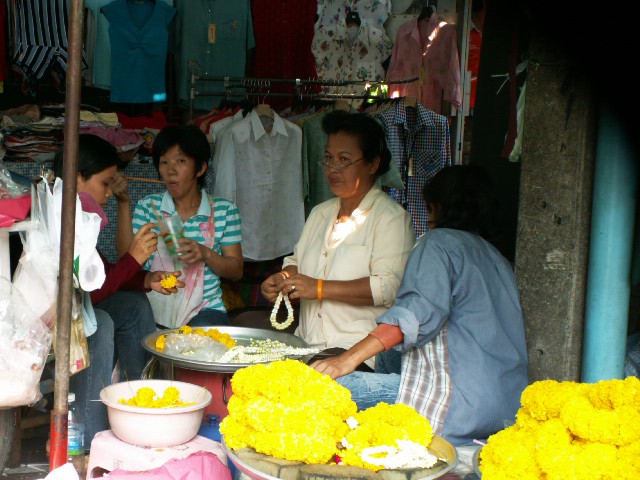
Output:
top-left (163, 333), bottom-right (230, 363)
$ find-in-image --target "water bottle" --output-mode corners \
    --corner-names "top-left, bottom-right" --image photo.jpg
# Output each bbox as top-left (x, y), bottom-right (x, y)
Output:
top-left (67, 392), bottom-right (85, 459)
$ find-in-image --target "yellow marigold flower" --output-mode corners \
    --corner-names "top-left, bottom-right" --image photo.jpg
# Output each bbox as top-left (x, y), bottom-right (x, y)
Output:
top-left (480, 426), bottom-right (540, 480)
top-left (617, 440), bottom-right (640, 477)
top-left (560, 396), bottom-right (640, 445)
top-left (514, 408), bottom-right (541, 432)
top-left (160, 274), bottom-right (178, 289)
top-left (155, 334), bottom-right (167, 351)
top-left (520, 379), bottom-right (587, 421)
top-left (588, 376), bottom-right (640, 411)
top-left (117, 386), bottom-right (195, 408)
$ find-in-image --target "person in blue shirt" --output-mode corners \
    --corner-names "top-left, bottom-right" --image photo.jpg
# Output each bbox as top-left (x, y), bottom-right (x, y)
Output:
top-left (312, 165), bottom-right (529, 446)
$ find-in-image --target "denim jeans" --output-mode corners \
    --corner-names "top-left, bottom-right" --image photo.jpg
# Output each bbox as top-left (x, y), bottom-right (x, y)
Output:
top-left (336, 372), bottom-right (401, 411)
top-left (69, 308), bottom-right (113, 449)
top-left (375, 348), bottom-right (402, 374)
top-left (70, 290), bottom-right (156, 447)
top-left (188, 309), bottom-right (230, 327)
top-left (96, 290), bottom-right (156, 381)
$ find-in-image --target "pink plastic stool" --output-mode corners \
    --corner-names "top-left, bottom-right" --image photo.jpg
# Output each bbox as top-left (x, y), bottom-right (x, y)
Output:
top-left (86, 430), bottom-right (228, 479)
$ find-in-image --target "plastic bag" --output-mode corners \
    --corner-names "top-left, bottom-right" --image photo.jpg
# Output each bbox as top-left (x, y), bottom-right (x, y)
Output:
top-left (163, 333), bottom-right (229, 362)
top-left (52, 288), bottom-right (90, 375)
top-left (0, 277), bottom-right (52, 407)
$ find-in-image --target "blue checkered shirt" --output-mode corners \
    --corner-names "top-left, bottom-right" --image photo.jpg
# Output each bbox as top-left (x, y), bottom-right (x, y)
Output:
top-left (372, 99), bottom-right (451, 236)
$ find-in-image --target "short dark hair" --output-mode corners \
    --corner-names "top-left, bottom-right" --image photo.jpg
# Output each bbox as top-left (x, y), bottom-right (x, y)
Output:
top-left (53, 134), bottom-right (119, 180)
top-left (423, 165), bottom-right (501, 242)
top-left (321, 110), bottom-right (391, 177)
top-left (152, 125), bottom-right (210, 189)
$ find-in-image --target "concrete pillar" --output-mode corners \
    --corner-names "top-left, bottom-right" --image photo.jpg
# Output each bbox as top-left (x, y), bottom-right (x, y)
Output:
top-left (514, 34), bottom-right (597, 382)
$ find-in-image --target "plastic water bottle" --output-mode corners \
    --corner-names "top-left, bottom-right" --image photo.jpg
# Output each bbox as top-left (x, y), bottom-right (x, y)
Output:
top-left (67, 392), bottom-right (85, 460)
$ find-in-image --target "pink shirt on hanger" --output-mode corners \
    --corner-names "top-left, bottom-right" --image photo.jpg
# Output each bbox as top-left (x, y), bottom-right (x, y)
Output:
top-left (386, 16), bottom-right (461, 114)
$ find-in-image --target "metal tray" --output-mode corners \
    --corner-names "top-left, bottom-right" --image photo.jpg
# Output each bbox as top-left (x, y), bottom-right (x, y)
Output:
top-left (472, 446), bottom-right (482, 478)
top-left (142, 326), bottom-right (313, 373)
top-left (222, 435), bottom-right (459, 480)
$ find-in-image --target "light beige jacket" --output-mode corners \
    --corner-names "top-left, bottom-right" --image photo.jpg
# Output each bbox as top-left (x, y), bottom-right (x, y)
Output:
top-left (283, 186), bottom-right (415, 363)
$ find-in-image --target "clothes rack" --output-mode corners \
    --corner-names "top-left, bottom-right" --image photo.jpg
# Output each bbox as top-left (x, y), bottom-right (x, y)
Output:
top-left (189, 75), bottom-right (419, 120)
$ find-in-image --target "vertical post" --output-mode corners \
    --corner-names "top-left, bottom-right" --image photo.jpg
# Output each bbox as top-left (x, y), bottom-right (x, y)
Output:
top-left (582, 103), bottom-right (638, 382)
top-left (50, 0), bottom-right (84, 470)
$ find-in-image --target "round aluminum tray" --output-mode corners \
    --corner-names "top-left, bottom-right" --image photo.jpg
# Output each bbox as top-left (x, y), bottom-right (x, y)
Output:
top-left (472, 446), bottom-right (482, 477)
top-left (142, 326), bottom-right (313, 373)
top-left (222, 435), bottom-right (459, 480)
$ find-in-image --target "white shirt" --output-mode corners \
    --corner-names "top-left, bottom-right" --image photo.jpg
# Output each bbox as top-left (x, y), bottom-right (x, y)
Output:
top-left (213, 110), bottom-right (304, 261)
top-left (283, 187), bottom-right (415, 365)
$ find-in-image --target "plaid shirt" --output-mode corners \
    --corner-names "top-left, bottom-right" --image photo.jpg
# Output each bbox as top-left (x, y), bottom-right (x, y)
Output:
top-left (372, 99), bottom-right (451, 236)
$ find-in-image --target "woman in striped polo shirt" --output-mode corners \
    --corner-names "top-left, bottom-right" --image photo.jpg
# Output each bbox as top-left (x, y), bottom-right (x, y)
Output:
top-left (130, 125), bottom-right (243, 328)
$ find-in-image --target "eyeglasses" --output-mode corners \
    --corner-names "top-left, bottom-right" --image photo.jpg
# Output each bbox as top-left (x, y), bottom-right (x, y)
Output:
top-left (318, 156), bottom-right (364, 171)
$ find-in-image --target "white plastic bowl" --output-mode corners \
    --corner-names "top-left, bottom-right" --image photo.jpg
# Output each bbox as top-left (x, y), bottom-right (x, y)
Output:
top-left (99, 379), bottom-right (212, 447)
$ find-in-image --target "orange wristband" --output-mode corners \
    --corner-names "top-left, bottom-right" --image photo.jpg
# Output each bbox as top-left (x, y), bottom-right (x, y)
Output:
top-left (317, 278), bottom-right (323, 301)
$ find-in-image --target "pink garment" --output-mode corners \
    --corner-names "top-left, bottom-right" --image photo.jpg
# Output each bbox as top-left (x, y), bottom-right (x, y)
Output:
top-left (79, 125), bottom-right (142, 148)
top-left (105, 451), bottom-right (231, 480)
top-left (78, 192), bottom-right (108, 230)
top-left (386, 16), bottom-right (461, 114)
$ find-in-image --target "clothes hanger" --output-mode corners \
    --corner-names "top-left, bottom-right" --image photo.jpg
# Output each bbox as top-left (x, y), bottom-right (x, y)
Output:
top-left (418, 4), bottom-right (436, 21)
top-left (345, 10), bottom-right (361, 27)
top-left (254, 81), bottom-right (274, 119)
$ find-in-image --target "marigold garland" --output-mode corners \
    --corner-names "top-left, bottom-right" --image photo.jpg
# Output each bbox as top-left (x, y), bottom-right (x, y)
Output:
top-left (220, 359), bottom-right (356, 465)
top-left (479, 376), bottom-right (640, 480)
top-left (154, 325), bottom-right (236, 352)
top-left (220, 361), bottom-right (438, 472)
top-left (339, 403), bottom-right (436, 471)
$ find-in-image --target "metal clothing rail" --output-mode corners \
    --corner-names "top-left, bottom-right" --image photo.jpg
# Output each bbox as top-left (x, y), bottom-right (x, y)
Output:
top-left (188, 74), bottom-right (419, 119)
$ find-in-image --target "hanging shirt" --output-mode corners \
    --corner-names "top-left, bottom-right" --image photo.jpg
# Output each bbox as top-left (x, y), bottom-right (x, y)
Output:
top-left (213, 110), bottom-right (304, 261)
top-left (312, 20), bottom-right (393, 94)
top-left (102, 0), bottom-right (176, 103)
top-left (85, 0), bottom-right (174, 90)
top-left (283, 186), bottom-right (415, 364)
top-left (316, 0), bottom-right (391, 29)
top-left (386, 16), bottom-right (461, 114)
top-left (173, 0), bottom-right (255, 110)
top-left (250, 0), bottom-right (318, 110)
top-left (11, 0), bottom-right (88, 91)
top-left (372, 98), bottom-right (451, 237)
top-left (376, 229), bottom-right (528, 444)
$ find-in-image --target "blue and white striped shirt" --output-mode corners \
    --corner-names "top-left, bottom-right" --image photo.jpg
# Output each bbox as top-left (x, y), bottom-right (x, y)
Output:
top-left (133, 191), bottom-right (242, 312)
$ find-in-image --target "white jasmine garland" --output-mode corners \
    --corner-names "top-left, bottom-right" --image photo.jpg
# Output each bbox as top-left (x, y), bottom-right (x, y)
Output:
top-left (270, 292), bottom-right (295, 330)
top-left (217, 339), bottom-right (319, 364)
top-left (359, 440), bottom-right (439, 470)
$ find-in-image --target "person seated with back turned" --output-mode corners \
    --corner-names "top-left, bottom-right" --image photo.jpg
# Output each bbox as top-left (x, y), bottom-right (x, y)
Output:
top-left (54, 134), bottom-right (183, 446)
top-left (312, 165), bottom-right (529, 445)
top-left (261, 110), bottom-right (415, 371)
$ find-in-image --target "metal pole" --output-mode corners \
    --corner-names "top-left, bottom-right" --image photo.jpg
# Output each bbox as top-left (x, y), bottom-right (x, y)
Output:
top-left (582, 102), bottom-right (638, 382)
top-left (50, 0), bottom-right (85, 470)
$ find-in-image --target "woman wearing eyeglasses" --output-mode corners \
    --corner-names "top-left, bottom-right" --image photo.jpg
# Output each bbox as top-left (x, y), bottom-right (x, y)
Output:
top-left (261, 110), bottom-right (415, 371)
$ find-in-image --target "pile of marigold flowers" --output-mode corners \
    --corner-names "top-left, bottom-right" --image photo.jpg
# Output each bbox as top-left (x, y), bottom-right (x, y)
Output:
top-left (479, 376), bottom-right (640, 480)
top-left (220, 360), bottom-right (439, 471)
top-left (154, 325), bottom-right (236, 352)
top-left (118, 386), bottom-right (195, 408)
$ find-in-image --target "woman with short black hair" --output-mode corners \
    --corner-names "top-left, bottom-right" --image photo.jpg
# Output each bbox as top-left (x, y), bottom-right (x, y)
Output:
top-left (312, 165), bottom-right (528, 446)
top-left (132, 125), bottom-right (243, 328)
top-left (261, 110), bottom-right (415, 371)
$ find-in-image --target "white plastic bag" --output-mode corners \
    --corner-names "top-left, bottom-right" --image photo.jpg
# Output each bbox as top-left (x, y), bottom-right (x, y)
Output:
top-left (0, 277), bottom-right (52, 407)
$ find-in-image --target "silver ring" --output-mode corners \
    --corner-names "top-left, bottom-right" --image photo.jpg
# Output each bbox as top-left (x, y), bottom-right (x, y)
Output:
top-left (291, 285), bottom-right (296, 291)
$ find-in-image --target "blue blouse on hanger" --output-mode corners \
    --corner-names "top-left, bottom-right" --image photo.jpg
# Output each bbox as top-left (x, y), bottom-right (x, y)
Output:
top-left (103, 0), bottom-right (176, 103)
